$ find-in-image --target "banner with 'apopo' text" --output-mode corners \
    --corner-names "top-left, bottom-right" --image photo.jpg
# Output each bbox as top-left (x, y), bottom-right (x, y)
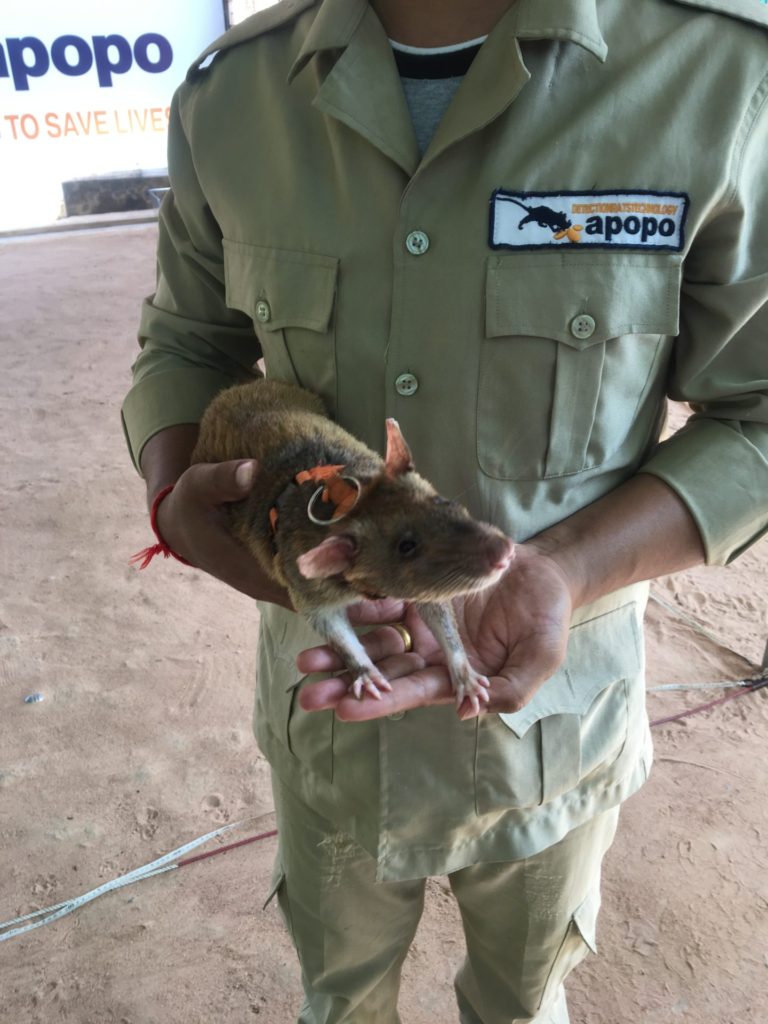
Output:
top-left (0, 0), bottom-right (226, 230)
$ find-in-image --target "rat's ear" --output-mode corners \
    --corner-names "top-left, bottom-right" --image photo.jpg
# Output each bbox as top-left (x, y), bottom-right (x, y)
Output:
top-left (384, 418), bottom-right (414, 477)
top-left (296, 535), bottom-right (357, 579)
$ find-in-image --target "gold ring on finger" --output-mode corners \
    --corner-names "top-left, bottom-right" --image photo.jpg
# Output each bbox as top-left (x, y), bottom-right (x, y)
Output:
top-left (390, 622), bottom-right (413, 654)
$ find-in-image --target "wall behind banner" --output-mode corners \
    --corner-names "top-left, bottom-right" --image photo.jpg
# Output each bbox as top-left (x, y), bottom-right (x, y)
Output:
top-left (0, 0), bottom-right (227, 231)
top-left (228, 0), bottom-right (279, 23)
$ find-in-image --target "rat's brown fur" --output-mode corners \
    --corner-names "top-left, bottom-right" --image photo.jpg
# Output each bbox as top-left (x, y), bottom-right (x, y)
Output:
top-left (193, 379), bottom-right (381, 601)
top-left (191, 379), bottom-right (514, 711)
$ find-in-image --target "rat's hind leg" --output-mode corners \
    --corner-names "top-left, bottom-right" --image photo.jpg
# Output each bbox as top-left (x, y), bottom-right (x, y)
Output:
top-left (305, 607), bottom-right (393, 700)
top-left (415, 602), bottom-right (490, 717)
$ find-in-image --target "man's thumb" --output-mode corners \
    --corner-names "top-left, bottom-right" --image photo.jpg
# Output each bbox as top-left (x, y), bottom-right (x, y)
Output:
top-left (234, 460), bottom-right (257, 491)
top-left (194, 458), bottom-right (257, 502)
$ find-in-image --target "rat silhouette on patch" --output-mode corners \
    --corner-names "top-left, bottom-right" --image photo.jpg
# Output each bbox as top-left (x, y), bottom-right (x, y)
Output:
top-left (507, 197), bottom-right (583, 243)
top-left (508, 197), bottom-right (571, 232)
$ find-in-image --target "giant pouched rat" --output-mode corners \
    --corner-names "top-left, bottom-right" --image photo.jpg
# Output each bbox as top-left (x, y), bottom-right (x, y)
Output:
top-left (191, 379), bottom-right (514, 715)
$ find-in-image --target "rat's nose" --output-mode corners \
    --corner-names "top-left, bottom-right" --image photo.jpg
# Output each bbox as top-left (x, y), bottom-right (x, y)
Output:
top-left (487, 536), bottom-right (515, 572)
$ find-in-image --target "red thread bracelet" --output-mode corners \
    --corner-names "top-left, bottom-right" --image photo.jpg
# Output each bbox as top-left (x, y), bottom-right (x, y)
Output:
top-left (130, 484), bottom-right (193, 570)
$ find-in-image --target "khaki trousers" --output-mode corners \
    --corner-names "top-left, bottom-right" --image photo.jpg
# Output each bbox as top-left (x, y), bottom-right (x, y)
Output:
top-left (271, 776), bottom-right (619, 1024)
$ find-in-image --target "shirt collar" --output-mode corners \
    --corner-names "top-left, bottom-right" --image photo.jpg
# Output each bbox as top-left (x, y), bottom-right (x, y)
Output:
top-left (288, 0), bottom-right (607, 83)
top-left (511, 0), bottom-right (608, 61)
top-left (288, 0), bottom-right (368, 83)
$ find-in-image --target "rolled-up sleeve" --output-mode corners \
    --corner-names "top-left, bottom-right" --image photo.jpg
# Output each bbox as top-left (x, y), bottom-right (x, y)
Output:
top-left (121, 87), bottom-right (261, 473)
top-left (639, 72), bottom-right (768, 564)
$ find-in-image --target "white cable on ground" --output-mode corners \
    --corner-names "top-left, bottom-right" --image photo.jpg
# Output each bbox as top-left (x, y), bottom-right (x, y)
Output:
top-left (648, 590), bottom-right (767, 692)
top-left (649, 591), bottom-right (740, 652)
top-left (648, 679), bottom-right (759, 692)
top-left (0, 819), bottom-right (247, 943)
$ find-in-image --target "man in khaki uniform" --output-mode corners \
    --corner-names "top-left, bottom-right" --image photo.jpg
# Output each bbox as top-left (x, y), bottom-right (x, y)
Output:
top-left (123, 0), bottom-right (768, 1020)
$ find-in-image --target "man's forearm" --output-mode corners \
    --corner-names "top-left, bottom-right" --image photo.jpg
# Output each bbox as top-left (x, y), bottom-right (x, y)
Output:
top-left (140, 423), bottom-right (201, 509)
top-left (529, 473), bottom-right (706, 611)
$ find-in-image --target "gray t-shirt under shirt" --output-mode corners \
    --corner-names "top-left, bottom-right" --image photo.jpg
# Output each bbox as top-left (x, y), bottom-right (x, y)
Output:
top-left (390, 36), bottom-right (486, 155)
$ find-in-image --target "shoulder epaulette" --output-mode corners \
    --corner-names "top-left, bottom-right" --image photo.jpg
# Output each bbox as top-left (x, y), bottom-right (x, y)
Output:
top-left (187, 0), bottom-right (317, 81)
top-left (663, 0), bottom-right (768, 31)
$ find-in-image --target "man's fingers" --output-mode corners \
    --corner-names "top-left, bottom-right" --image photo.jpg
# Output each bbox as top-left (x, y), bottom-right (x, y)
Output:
top-left (296, 623), bottom-right (423, 674)
top-left (346, 599), bottom-right (408, 626)
top-left (483, 674), bottom-right (535, 715)
top-left (298, 676), bottom-right (351, 711)
top-left (484, 668), bottom-right (552, 715)
top-left (335, 666), bottom-right (455, 720)
top-left (185, 459), bottom-right (258, 504)
top-left (299, 661), bottom-right (456, 720)
top-left (487, 622), bottom-right (573, 712)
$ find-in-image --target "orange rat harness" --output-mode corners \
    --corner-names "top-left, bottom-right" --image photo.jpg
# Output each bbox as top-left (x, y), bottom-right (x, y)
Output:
top-left (269, 464), bottom-right (359, 534)
top-left (131, 466), bottom-right (361, 571)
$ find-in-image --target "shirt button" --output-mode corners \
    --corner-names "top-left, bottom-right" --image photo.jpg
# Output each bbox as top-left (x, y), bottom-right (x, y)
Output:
top-left (405, 230), bottom-right (430, 255)
top-left (395, 373), bottom-right (419, 397)
top-left (569, 314), bottom-right (596, 340)
top-left (255, 299), bottom-right (272, 323)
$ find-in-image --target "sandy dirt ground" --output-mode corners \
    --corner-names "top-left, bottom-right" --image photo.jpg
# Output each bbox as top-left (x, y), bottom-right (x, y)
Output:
top-left (1, 224), bottom-right (766, 1023)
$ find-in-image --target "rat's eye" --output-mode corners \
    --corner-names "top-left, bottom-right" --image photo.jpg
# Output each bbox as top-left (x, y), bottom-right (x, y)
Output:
top-left (432, 496), bottom-right (451, 506)
top-left (397, 535), bottom-right (420, 558)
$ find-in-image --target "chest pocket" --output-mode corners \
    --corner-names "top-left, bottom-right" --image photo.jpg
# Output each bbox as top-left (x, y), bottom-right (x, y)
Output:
top-left (478, 252), bottom-right (682, 480)
top-left (223, 240), bottom-right (339, 413)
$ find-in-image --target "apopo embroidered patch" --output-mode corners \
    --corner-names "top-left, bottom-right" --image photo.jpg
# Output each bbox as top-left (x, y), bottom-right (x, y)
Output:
top-left (490, 190), bottom-right (690, 252)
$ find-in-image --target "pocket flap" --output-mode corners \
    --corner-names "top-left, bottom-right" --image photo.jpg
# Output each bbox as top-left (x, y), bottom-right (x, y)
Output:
top-left (572, 883), bottom-right (601, 954)
top-left (573, 880), bottom-right (606, 950)
top-left (498, 602), bottom-right (641, 737)
top-left (486, 252), bottom-right (681, 346)
top-left (263, 865), bottom-right (284, 910)
top-left (223, 240), bottom-right (338, 332)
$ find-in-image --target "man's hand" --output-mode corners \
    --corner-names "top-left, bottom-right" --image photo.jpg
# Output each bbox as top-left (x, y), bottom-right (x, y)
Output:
top-left (139, 424), bottom-right (291, 606)
top-left (156, 459), bottom-right (292, 606)
top-left (297, 545), bottom-right (573, 721)
top-left (296, 474), bottom-right (707, 721)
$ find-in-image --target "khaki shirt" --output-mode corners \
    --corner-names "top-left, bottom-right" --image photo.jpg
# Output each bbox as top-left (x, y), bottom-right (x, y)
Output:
top-left (123, 0), bottom-right (768, 880)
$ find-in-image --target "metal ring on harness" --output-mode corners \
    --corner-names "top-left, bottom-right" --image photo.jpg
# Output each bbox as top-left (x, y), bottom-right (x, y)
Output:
top-left (306, 476), bottom-right (362, 525)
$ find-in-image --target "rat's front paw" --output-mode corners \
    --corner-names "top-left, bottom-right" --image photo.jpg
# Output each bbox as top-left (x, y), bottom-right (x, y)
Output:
top-left (449, 660), bottom-right (490, 718)
top-left (349, 666), bottom-right (393, 701)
